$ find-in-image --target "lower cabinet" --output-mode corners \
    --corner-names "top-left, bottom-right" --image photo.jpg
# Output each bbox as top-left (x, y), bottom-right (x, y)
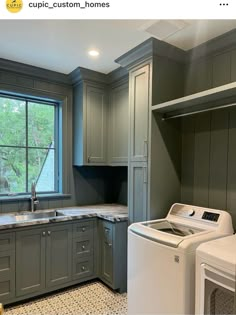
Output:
top-left (0, 216), bottom-right (128, 305)
top-left (16, 223), bottom-right (72, 297)
top-left (0, 233), bottom-right (15, 302)
top-left (46, 224), bottom-right (72, 288)
top-left (99, 219), bottom-right (128, 293)
top-left (72, 220), bottom-right (94, 280)
top-left (16, 227), bottom-right (46, 296)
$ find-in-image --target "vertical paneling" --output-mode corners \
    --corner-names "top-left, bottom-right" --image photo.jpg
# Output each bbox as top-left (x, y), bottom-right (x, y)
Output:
top-left (208, 110), bottom-right (228, 209)
top-left (184, 59), bottom-right (212, 95)
top-left (181, 116), bottom-right (195, 204)
top-left (227, 108), bottom-right (236, 215)
top-left (212, 52), bottom-right (231, 87)
top-left (193, 113), bottom-right (211, 206)
top-left (231, 49), bottom-right (236, 82)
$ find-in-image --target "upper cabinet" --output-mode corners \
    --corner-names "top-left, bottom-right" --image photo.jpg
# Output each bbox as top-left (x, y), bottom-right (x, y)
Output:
top-left (72, 67), bottom-right (128, 166)
top-left (108, 82), bottom-right (129, 165)
top-left (73, 81), bottom-right (108, 165)
top-left (86, 84), bottom-right (108, 164)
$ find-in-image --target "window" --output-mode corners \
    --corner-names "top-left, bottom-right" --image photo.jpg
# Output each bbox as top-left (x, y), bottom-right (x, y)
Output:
top-left (0, 94), bottom-right (59, 195)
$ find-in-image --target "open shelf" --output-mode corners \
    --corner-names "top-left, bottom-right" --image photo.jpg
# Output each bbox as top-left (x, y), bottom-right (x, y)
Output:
top-left (152, 82), bottom-right (236, 119)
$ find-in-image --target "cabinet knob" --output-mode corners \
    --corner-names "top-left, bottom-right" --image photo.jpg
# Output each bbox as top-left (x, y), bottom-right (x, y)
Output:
top-left (42, 231), bottom-right (46, 236)
top-left (81, 266), bottom-right (85, 271)
top-left (82, 245), bottom-right (86, 250)
top-left (105, 228), bottom-right (109, 233)
top-left (48, 231), bottom-right (51, 236)
top-left (82, 227), bottom-right (86, 232)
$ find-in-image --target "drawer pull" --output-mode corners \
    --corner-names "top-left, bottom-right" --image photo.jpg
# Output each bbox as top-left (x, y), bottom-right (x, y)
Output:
top-left (42, 232), bottom-right (46, 236)
top-left (105, 228), bottom-right (109, 233)
top-left (81, 266), bottom-right (86, 271)
top-left (108, 243), bottom-right (112, 247)
top-left (48, 231), bottom-right (51, 236)
top-left (82, 227), bottom-right (86, 232)
top-left (82, 245), bottom-right (86, 250)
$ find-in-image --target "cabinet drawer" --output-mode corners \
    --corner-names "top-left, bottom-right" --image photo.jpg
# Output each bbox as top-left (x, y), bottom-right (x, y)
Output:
top-left (73, 237), bottom-right (93, 258)
top-left (73, 221), bottom-right (93, 238)
top-left (0, 233), bottom-right (15, 251)
top-left (0, 250), bottom-right (15, 301)
top-left (73, 257), bottom-right (94, 280)
top-left (102, 222), bottom-right (113, 245)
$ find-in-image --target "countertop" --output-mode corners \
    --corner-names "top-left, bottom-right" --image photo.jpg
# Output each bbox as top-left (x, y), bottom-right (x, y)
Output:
top-left (0, 204), bottom-right (128, 230)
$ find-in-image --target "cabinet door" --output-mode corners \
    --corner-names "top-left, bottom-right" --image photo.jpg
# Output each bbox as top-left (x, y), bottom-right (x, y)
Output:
top-left (0, 251), bottom-right (15, 302)
top-left (109, 83), bottom-right (129, 165)
top-left (86, 85), bottom-right (107, 164)
top-left (46, 224), bottom-right (72, 288)
top-left (16, 228), bottom-right (46, 297)
top-left (129, 162), bottom-right (148, 223)
top-left (100, 221), bottom-right (113, 285)
top-left (129, 64), bottom-right (150, 162)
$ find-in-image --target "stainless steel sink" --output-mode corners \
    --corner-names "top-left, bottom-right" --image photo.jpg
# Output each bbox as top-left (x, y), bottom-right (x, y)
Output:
top-left (14, 210), bottom-right (64, 221)
top-left (0, 210), bottom-right (65, 225)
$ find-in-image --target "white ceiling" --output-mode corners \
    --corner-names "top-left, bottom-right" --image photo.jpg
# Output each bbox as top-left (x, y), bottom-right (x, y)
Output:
top-left (0, 20), bottom-right (236, 75)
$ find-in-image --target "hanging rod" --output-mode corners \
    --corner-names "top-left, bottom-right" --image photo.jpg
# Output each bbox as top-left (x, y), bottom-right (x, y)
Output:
top-left (162, 102), bottom-right (236, 120)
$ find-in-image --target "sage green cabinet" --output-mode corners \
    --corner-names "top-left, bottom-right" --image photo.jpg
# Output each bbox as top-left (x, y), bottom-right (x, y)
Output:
top-left (16, 223), bottom-right (72, 297)
top-left (0, 233), bottom-right (15, 302)
top-left (1, 216), bottom-right (127, 305)
top-left (16, 227), bottom-right (45, 297)
top-left (73, 82), bottom-right (108, 165)
top-left (99, 219), bottom-right (127, 293)
top-left (46, 224), bottom-right (72, 288)
top-left (129, 64), bottom-right (150, 162)
top-left (72, 220), bottom-right (94, 280)
top-left (129, 162), bottom-right (148, 223)
top-left (128, 63), bottom-right (150, 223)
top-left (108, 82), bottom-right (129, 165)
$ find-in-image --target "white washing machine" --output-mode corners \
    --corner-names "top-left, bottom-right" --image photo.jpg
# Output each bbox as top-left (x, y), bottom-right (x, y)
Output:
top-left (195, 235), bottom-right (236, 315)
top-left (128, 203), bottom-right (234, 315)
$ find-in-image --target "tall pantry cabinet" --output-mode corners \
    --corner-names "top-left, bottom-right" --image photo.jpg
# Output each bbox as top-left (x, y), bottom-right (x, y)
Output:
top-left (128, 63), bottom-right (150, 222)
top-left (116, 38), bottom-right (185, 222)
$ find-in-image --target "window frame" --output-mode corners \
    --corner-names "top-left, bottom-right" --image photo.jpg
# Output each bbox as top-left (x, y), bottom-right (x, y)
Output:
top-left (0, 92), bottom-right (61, 197)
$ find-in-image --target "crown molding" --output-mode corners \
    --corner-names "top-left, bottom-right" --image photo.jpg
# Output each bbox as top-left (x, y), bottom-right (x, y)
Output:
top-left (0, 58), bottom-right (71, 86)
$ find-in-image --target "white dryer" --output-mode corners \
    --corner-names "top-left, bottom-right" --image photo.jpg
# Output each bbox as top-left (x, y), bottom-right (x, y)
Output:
top-left (128, 203), bottom-right (234, 315)
top-left (195, 235), bottom-right (236, 315)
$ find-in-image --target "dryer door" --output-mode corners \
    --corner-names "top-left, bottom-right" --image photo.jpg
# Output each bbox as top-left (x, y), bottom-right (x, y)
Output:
top-left (198, 263), bottom-right (234, 315)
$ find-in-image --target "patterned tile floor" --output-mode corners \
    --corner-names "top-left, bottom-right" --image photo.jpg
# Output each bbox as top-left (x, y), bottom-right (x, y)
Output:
top-left (4, 281), bottom-right (127, 315)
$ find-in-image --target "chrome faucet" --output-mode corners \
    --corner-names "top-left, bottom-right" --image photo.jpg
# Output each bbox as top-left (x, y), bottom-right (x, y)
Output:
top-left (31, 182), bottom-right (39, 212)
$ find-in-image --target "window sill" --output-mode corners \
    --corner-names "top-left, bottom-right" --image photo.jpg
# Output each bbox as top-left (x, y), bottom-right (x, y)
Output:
top-left (0, 193), bottom-right (71, 203)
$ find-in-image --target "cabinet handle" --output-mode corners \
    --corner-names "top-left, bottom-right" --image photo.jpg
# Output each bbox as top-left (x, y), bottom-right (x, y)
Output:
top-left (82, 245), bottom-right (86, 250)
top-left (105, 228), bottom-right (109, 233)
top-left (48, 231), bottom-right (51, 236)
top-left (87, 156), bottom-right (90, 163)
top-left (143, 166), bottom-right (147, 184)
top-left (143, 140), bottom-right (148, 158)
top-left (108, 243), bottom-right (112, 247)
top-left (42, 231), bottom-right (46, 236)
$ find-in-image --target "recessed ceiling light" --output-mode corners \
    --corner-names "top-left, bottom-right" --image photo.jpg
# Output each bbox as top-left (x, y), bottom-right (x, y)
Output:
top-left (88, 50), bottom-right (100, 57)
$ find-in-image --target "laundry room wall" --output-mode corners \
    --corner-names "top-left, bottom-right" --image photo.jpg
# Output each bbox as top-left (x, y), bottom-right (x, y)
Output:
top-left (149, 29), bottom-right (236, 229)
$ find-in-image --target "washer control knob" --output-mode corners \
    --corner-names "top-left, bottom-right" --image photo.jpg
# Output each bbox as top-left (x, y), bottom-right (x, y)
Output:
top-left (188, 209), bottom-right (195, 217)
